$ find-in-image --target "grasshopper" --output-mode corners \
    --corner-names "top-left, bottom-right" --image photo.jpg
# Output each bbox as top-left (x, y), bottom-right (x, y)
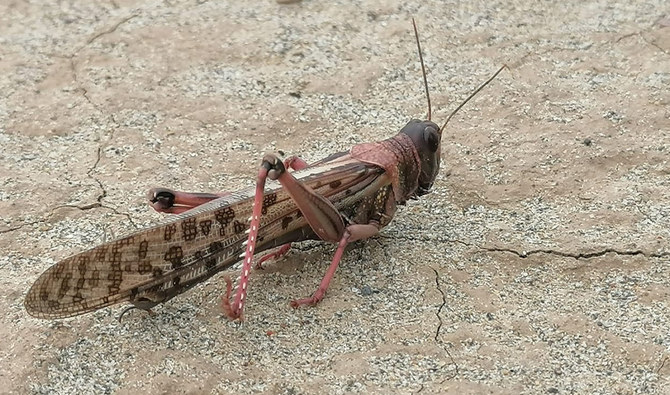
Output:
top-left (24, 20), bottom-right (505, 320)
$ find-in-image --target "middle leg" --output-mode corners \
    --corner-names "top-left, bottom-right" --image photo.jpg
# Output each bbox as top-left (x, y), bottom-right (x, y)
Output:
top-left (290, 222), bottom-right (380, 308)
top-left (147, 156), bottom-right (309, 215)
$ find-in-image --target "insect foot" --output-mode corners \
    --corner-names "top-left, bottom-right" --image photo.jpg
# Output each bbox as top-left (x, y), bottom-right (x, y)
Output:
top-left (221, 276), bottom-right (242, 320)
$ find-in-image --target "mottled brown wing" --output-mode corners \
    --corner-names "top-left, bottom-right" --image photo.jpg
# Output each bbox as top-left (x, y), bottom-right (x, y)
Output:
top-left (24, 157), bottom-right (385, 319)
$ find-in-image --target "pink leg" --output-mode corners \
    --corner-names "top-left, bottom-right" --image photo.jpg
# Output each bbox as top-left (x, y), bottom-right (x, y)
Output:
top-left (255, 156), bottom-right (304, 270)
top-left (273, 164), bottom-right (345, 243)
top-left (256, 243), bottom-right (292, 270)
top-left (221, 165), bottom-right (270, 320)
top-left (221, 276), bottom-right (236, 319)
top-left (284, 156), bottom-right (308, 171)
top-left (291, 222), bottom-right (380, 308)
top-left (148, 156), bottom-right (306, 215)
top-left (221, 152), bottom-right (355, 320)
top-left (147, 188), bottom-right (229, 214)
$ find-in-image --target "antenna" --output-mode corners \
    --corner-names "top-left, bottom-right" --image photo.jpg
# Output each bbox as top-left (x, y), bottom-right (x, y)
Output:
top-left (412, 18), bottom-right (431, 121)
top-left (439, 64), bottom-right (508, 134)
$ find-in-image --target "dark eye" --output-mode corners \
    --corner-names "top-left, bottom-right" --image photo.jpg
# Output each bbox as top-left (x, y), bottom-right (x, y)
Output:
top-left (423, 127), bottom-right (439, 152)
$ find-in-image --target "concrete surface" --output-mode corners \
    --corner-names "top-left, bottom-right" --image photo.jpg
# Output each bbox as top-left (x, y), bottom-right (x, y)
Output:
top-left (1, 0), bottom-right (669, 393)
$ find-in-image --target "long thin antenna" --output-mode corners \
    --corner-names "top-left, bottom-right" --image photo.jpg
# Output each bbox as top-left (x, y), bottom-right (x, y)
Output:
top-left (439, 64), bottom-right (508, 134)
top-left (412, 18), bottom-right (431, 121)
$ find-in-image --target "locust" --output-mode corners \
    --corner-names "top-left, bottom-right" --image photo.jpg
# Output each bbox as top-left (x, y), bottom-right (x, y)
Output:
top-left (24, 20), bottom-right (505, 320)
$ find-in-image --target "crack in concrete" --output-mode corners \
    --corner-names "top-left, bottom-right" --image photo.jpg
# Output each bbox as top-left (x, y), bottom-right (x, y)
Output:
top-left (69, 57), bottom-right (101, 113)
top-left (1, 201), bottom-right (138, 237)
top-left (643, 35), bottom-right (670, 57)
top-left (33, 14), bottom-right (154, 235)
top-left (103, 206), bottom-right (138, 229)
top-left (51, 203), bottom-right (138, 229)
top-left (636, 205), bottom-right (658, 224)
top-left (382, 233), bottom-right (669, 260)
top-left (47, 145), bottom-right (139, 230)
top-left (85, 14), bottom-right (138, 46)
top-left (66, 16), bottom-right (143, 231)
top-left (482, 246), bottom-right (670, 260)
top-left (0, 221), bottom-right (41, 234)
top-left (66, 14), bottom-right (139, 114)
top-left (615, 30), bottom-right (670, 57)
top-left (86, 146), bottom-right (107, 203)
top-left (84, 147), bottom-right (139, 229)
top-left (0, 225), bottom-right (24, 234)
top-left (657, 356), bottom-right (668, 374)
top-left (431, 267), bottom-right (459, 382)
top-left (54, 203), bottom-right (103, 211)
top-left (615, 32), bottom-right (638, 43)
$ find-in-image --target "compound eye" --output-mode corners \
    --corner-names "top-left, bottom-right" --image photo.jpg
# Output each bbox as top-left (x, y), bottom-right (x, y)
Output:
top-left (423, 126), bottom-right (439, 152)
